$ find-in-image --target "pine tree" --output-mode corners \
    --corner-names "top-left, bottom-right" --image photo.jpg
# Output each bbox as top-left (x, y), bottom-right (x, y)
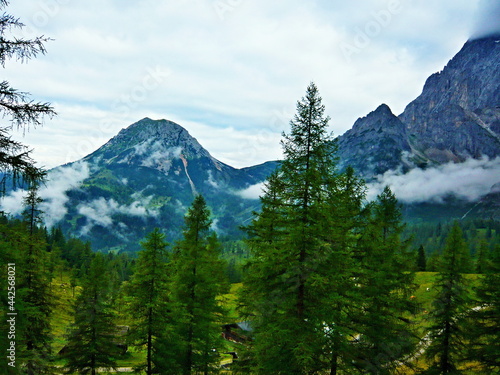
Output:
top-left (352, 186), bottom-right (418, 373)
top-left (417, 245), bottom-right (427, 272)
top-left (18, 185), bottom-right (53, 374)
top-left (126, 228), bottom-right (172, 375)
top-left (63, 253), bottom-right (119, 375)
top-left (0, 0), bottom-right (55, 193)
top-left (466, 245), bottom-right (500, 372)
top-left (170, 195), bottom-right (228, 375)
top-left (425, 222), bottom-right (471, 374)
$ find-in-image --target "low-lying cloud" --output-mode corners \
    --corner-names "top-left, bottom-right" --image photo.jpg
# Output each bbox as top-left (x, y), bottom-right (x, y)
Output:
top-left (77, 195), bottom-right (158, 236)
top-left (471, 0), bottom-right (500, 39)
top-left (367, 157), bottom-right (500, 203)
top-left (0, 162), bottom-right (90, 228)
top-left (235, 182), bottom-right (265, 200)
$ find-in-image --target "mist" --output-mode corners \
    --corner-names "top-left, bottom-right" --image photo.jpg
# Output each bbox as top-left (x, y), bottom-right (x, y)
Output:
top-left (471, 0), bottom-right (500, 39)
top-left (367, 157), bottom-right (500, 204)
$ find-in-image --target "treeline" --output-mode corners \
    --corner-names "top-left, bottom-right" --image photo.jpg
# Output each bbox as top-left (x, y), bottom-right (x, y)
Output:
top-left (407, 219), bottom-right (500, 273)
top-left (1, 80), bottom-right (499, 374)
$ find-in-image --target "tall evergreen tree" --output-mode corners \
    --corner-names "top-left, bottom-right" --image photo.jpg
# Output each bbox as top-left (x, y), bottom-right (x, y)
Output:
top-left (425, 222), bottom-right (471, 374)
top-left (417, 245), bottom-right (427, 272)
top-left (466, 245), bottom-right (500, 372)
top-left (18, 185), bottom-right (53, 374)
top-left (126, 228), bottom-right (172, 375)
top-left (0, 0), bottom-right (54, 193)
top-left (170, 195), bottom-right (228, 375)
top-left (352, 186), bottom-right (418, 373)
top-left (242, 83), bottom-right (370, 374)
top-left (63, 253), bottom-right (119, 375)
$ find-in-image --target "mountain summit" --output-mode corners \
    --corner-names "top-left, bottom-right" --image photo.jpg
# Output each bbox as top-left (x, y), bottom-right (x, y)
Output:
top-left (337, 35), bottom-right (500, 178)
top-left (55, 118), bottom-right (276, 252)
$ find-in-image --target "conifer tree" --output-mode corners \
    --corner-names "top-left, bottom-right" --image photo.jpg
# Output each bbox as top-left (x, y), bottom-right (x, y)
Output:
top-left (466, 245), bottom-right (500, 372)
top-left (18, 184), bottom-right (53, 374)
top-left (417, 245), bottom-right (427, 271)
top-left (242, 83), bottom-right (370, 374)
top-left (170, 195), bottom-right (228, 375)
top-left (126, 228), bottom-right (172, 375)
top-left (0, 0), bottom-right (55, 192)
top-left (474, 237), bottom-right (489, 274)
top-left (425, 222), bottom-right (471, 374)
top-left (63, 253), bottom-right (119, 375)
top-left (352, 186), bottom-right (418, 373)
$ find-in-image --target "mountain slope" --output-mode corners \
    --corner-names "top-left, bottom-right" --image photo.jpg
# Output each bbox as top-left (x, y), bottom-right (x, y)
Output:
top-left (57, 118), bottom-right (276, 252)
top-left (399, 34), bottom-right (500, 164)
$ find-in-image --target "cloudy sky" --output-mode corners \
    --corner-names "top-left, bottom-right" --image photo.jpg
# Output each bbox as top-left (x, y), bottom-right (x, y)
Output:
top-left (4, 0), bottom-right (496, 169)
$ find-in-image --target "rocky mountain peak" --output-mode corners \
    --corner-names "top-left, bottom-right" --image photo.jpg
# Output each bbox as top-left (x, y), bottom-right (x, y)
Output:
top-left (83, 118), bottom-right (218, 172)
top-left (399, 35), bottom-right (500, 163)
top-left (337, 103), bottom-right (411, 178)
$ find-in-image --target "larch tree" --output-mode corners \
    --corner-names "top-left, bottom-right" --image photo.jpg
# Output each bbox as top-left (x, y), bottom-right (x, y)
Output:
top-left (169, 194), bottom-right (228, 375)
top-left (18, 184), bottom-right (53, 374)
top-left (126, 228), bottom-right (172, 375)
top-left (63, 253), bottom-right (119, 375)
top-left (425, 222), bottom-right (471, 374)
top-left (417, 245), bottom-right (427, 272)
top-left (242, 83), bottom-right (369, 374)
top-left (0, 0), bottom-right (55, 193)
top-left (351, 186), bottom-right (418, 374)
top-left (466, 245), bottom-right (500, 372)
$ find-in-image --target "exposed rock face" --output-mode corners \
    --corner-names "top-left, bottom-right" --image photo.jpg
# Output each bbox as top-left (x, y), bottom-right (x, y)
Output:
top-left (337, 104), bottom-right (412, 177)
top-left (337, 35), bottom-right (500, 178)
top-left (399, 35), bottom-right (500, 164)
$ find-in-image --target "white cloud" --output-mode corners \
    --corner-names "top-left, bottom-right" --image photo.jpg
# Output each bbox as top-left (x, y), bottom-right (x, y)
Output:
top-left (77, 195), bottom-right (159, 235)
top-left (367, 157), bottom-right (500, 203)
top-left (4, 0), bottom-right (485, 170)
top-left (235, 182), bottom-right (265, 200)
top-left (0, 161), bottom-right (90, 227)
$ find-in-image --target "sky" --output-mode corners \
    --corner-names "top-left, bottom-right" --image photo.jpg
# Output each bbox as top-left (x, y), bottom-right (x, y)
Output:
top-left (3, 0), bottom-right (496, 169)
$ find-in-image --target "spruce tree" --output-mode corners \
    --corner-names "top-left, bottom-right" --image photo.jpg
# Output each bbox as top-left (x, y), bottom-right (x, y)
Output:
top-left (417, 245), bottom-right (427, 272)
top-left (63, 253), bottom-right (119, 375)
top-left (126, 228), bottom-right (172, 375)
top-left (352, 186), bottom-right (418, 373)
top-left (242, 83), bottom-right (369, 374)
top-left (466, 245), bottom-right (500, 372)
top-left (0, 0), bottom-right (55, 192)
top-left (425, 222), bottom-right (471, 374)
top-left (18, 185), bottom-right (53, 374)
top-left (170, 195), bottom-right (228, 375)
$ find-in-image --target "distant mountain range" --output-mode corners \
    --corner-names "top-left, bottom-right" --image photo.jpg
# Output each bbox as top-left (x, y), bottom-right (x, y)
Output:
top-left (3, 35), bottom-right (499, 253)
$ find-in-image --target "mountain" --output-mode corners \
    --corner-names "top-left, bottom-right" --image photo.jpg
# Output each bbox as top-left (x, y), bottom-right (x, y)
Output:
top-left (337, 34), bottom-right (500, 178)
top-left (57, 118), bottom-right (277, 252)
top-left (337, 104), bottom-right (412, 177)
top-left (4, 35), bottom-right (498, 252)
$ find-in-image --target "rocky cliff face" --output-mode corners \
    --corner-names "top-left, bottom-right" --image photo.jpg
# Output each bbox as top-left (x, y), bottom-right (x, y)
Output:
top-left (337, 104), bottom-right (412, 177)
top-left (399, 35), bottom-right (500, 164)
top-left (337, 35), bottom-right (500, 178)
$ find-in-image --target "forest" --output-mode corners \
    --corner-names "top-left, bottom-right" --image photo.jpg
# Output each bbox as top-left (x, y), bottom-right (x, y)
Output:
top-left (1, 1), bottom-right (499, 373)
top-left (0, 84), bottom-right (498, 374)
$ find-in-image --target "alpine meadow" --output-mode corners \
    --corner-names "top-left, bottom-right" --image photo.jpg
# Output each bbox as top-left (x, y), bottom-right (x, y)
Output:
top-left (1, 1), bottom-right (499, 374)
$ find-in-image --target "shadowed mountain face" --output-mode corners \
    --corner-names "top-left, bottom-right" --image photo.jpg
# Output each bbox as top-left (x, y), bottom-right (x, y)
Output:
top-left (57, 118), bottom-right (277, 252)
top-left (337, 35), bottom-right (500, 178)
top-left (399, 35), bottom-right (500, 164)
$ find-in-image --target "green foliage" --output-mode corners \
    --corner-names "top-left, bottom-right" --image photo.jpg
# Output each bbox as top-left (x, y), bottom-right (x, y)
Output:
top-left (125, 228), bottom-right (172, 375)
top-left (169, 195), bottom-right (228, 374)
top-left (63, 253), bottom-right (119, 374)
top-left (425, 223), bottom-right (472, 374)
top-left (465, 245), bottom-right (500, 372)
top-left (351, 187), bottom-right (418, 373)
top-left (0, 0), bottom-right (55, 193)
